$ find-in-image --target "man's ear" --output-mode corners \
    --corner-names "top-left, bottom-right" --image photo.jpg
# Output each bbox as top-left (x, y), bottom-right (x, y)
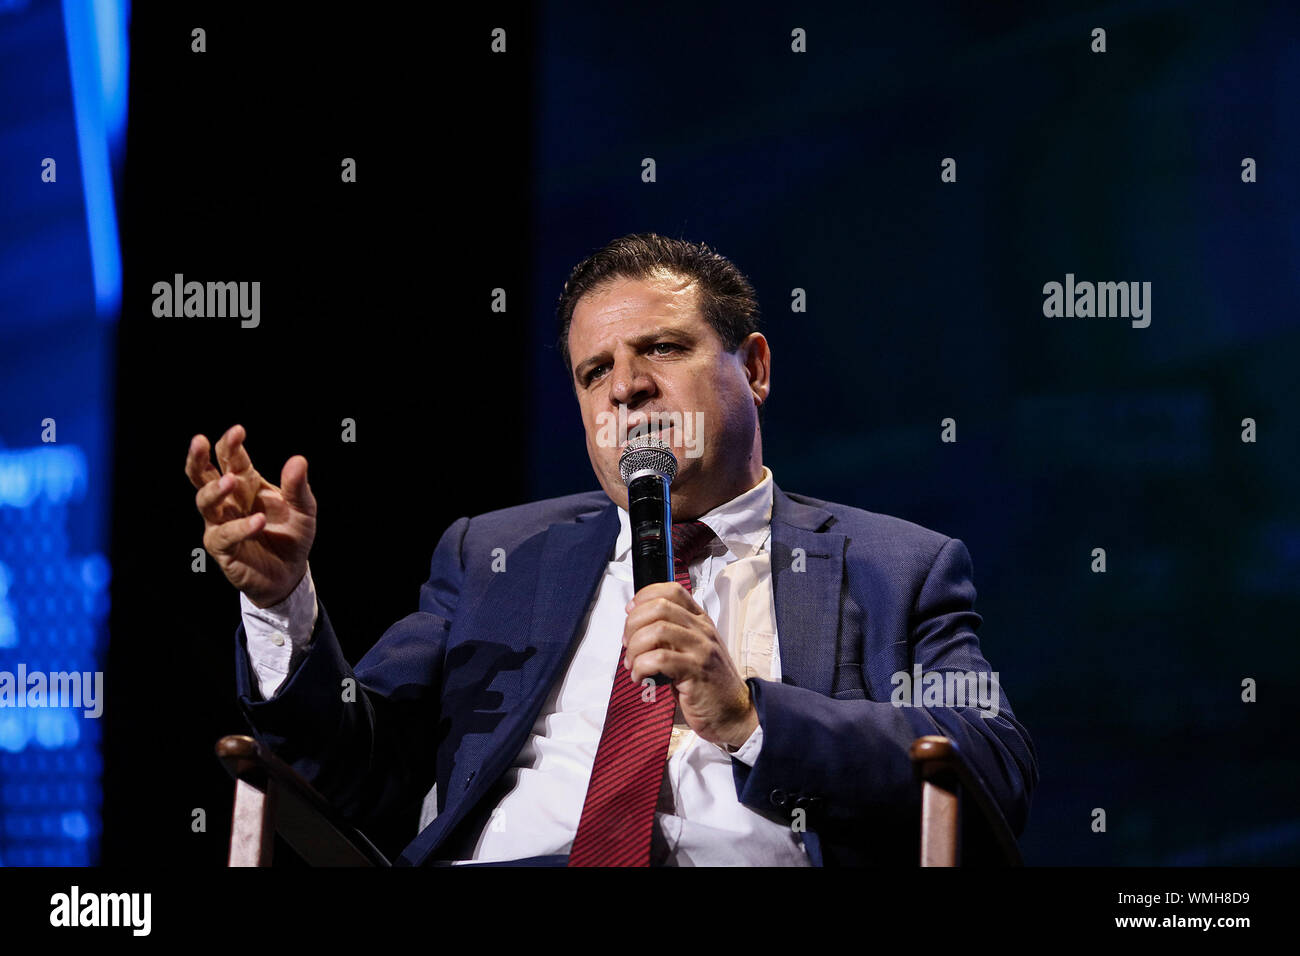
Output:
top-left (740, 332), bottom-right (771, 408)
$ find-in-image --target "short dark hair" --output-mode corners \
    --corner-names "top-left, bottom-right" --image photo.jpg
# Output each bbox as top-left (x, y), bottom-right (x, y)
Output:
top-left (555, 232), bottom-right (761, 377)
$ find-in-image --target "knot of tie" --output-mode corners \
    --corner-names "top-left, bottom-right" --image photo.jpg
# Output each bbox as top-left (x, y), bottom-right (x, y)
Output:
top-left (671, 521), bottom-right (718, 585)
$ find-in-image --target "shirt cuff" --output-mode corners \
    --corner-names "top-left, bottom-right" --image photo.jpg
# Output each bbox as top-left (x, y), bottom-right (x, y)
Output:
top-left (719, 723), bottom-right (763, 766)
top-left (240, 565), bottom-right (318, 699)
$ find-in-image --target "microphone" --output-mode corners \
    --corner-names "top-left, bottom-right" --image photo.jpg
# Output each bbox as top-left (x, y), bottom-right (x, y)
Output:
top-left (619, 435), bottom-right (679, 686)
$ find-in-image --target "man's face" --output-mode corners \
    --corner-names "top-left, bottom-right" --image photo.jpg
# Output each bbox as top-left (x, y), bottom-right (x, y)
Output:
top-left (567, 270), bottom-right (769, 518)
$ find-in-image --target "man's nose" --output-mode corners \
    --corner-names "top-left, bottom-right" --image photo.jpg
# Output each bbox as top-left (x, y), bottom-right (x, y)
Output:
top-left (609, 357), bottom-right (656, 407)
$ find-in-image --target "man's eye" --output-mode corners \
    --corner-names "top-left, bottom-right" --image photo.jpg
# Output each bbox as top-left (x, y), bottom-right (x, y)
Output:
top-left (651, 343), bottom-right (679, 354)
top-left (587, 365), bottom-right (610, 384)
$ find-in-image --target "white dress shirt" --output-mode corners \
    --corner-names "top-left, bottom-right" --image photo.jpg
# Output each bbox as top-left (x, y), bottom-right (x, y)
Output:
top-left (242, 466), bottom-right (809, 866)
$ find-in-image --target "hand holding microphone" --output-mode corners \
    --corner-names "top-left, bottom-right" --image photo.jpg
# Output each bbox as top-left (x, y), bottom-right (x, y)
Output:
top-left (616, 435), bottom-right (758, 750)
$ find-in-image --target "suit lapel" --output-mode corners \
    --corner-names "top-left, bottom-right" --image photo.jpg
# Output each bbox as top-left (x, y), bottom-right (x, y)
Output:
top-left (466, 498), bottom-right (622, 789)
top-left (769, 485), bottom-right (845, 698)
top-left (528, 501), bottom-right (622, 653)
top-left (400, 499), bottom-right (620, 866)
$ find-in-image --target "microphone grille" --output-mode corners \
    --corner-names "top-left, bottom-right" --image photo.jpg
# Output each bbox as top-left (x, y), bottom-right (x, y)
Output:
top-left (618, 435), bottom-right (678, 486)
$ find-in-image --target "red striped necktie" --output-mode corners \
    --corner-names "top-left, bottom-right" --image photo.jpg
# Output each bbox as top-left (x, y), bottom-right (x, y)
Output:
top-left (567, 520), bottom-right (719, 866)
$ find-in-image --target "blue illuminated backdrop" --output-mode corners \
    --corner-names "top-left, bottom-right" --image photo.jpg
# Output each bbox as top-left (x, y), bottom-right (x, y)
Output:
top-left (0, 0), bottom-right (127, 865)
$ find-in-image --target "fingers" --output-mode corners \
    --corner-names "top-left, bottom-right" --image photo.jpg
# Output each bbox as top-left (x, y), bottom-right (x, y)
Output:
top-left (195, 473), bottom-right (238, 522)
top-left (624, 594), bottom-right (700, 637)
top-left (190, 428), bottom-right (316, 526)
top-left (622, 589), bottom-right (712, 669)
top-left (203, 512), bottom-right (266, 556)
top-left (623, 589), bottom-right (721, 683)
top-left (629, 581), bottom-right (702, 613)
top-left (627, 647), bottom-right (690, 686)
top-left (279, 455), bottom-right (317, 516)
top-left (185, 434), bottom-right (222, 489)
top-left (624, 619), bottom-right (691, 665)
top-left (214, 423), bottom-right (255, 476)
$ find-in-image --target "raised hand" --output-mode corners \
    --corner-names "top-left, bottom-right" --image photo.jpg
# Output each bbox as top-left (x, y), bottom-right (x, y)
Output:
top-left (185, 424), bottom-right (317, 608)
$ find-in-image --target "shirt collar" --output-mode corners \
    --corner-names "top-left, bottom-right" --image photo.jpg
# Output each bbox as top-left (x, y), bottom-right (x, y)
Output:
top-left (613, 466), bottom-right (774, 562)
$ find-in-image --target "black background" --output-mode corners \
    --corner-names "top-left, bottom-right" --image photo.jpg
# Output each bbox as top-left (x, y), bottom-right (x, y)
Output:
top-left (105, 3), bottom-right (535, 865)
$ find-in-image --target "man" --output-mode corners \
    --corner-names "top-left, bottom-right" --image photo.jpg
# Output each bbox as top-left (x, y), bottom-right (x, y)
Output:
top-left (184, 233), bottom-right (1038, 866)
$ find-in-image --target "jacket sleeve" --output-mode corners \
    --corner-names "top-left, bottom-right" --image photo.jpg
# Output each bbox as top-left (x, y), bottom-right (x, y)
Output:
top-left (232, 516), bottom-right (469, 831)
top-left (730, 537), bottom-right (1039, 851)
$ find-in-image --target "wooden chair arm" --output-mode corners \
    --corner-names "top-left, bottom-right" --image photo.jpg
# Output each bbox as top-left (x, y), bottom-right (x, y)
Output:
top-left (910, 735), bottom-right (1023, 866)
top-left (216, 734), bottom-right (390, 867)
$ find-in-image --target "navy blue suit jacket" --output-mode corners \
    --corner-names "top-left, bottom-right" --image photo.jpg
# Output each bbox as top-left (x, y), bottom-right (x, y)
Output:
top-left (234, 484), bottom-right (1038, 866)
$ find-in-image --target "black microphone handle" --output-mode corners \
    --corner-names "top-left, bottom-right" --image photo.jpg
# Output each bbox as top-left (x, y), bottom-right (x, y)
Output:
top-left (626, 470), bottom-right (670, 590)
top-left (626, 472), bottom-right (673, 685)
